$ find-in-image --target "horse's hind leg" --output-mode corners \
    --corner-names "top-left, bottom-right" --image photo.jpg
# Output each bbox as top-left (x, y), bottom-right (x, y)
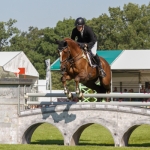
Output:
top-left (83, 81), bottom-right (106, 93)
top-left (83, 81), bottom-right (107, 102)
top-left (99, 78), bottom-right (111, 101)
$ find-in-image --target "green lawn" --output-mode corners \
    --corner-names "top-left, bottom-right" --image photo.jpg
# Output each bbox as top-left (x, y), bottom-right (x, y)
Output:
top-left (0, 123), bottom-right (150, 150)
top-left (31, 123), bottom-right (150, 147)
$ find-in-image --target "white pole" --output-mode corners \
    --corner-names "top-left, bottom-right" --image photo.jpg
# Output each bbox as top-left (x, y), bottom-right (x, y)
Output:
top-left (111, 71), bottom-right (113, 101)
top-left (27, 101), bottom-right (150, 106)
top-left (49, 59), bottom-right (52, 102)
top-left (45, 59), bottom-right (52, 101)
top-left (25, 92), bottom-right (150, 98)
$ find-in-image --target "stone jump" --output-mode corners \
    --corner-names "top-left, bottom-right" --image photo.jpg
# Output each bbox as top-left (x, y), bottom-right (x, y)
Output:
top-left (1, 100), bottom-right (150, 147)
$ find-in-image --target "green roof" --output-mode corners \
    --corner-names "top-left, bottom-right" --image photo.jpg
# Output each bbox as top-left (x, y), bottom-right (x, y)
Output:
top-left (97, 50), bottom-right (123, 64)
top-left (50, 50), bottom-right (123, 70)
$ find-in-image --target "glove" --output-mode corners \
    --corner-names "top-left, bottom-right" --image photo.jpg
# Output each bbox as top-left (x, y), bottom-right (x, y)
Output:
top-left (84, 44), bottom-right (88, 50)
top-left (79, 43), bottom-right (88, 50)
top-left (79, 43), bottom-right (85, 49)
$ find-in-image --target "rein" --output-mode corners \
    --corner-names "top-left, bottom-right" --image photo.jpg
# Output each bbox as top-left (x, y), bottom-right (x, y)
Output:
top-left (60, 46), bottom-right (84, 64)
top-left (59, 45), bottom-right (85, 74)
top-left (58, 46), bottom-right (68, 52)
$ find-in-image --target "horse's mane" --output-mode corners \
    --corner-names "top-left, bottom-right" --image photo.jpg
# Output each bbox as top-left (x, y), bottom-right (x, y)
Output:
top-left (64, 37), bottom-right (79, 48)
top-left (64, 37), bottom-right (74, 42)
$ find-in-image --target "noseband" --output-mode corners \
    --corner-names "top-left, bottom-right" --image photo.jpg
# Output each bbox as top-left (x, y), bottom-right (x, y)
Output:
top-left (58, 46), bottom-right (71, 63)
top-left (58, 46), bottom-right (71, 74)
top-left (58, 45), bottom-right (84, 74)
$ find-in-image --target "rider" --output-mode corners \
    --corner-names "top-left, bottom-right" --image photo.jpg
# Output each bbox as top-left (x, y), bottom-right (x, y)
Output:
top-left (71, 17), bottom-right (106, 77)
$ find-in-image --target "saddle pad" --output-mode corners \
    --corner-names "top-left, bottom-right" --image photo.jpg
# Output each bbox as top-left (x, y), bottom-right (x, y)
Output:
top-left (86, 52), bottom-right (97, 68)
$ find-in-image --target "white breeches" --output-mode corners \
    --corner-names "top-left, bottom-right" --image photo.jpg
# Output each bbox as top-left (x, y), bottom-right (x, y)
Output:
top-left (91, 42), bottom-right (97, 56)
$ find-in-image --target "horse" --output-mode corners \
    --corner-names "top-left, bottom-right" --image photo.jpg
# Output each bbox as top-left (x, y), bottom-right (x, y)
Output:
top-left (55, 38), bottom-right (111, 101)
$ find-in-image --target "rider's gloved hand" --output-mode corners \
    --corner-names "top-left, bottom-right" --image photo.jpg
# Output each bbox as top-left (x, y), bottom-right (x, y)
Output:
top-left (79, 43), bottom-right (88, 51)
top-left (84, 44), bottom-right (88, 51)
top-left (79, 43), bottom-right (85, 49)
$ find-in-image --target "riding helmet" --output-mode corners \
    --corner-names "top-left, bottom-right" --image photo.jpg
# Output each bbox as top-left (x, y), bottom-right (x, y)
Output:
top-left (75, 17), bottom-right (85, 26)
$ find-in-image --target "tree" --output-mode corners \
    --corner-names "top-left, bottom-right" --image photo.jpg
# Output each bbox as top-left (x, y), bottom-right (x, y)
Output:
top-left (9, 26), bottom-right (59, 79)
top-left (87, 3), bottom-right (150, 50)
top-left (4, 3), bottom-right (150, 89)
top-left (54, 17), bottom-right (75, 38)
top-left (0, 19), bottom-right (19, 51)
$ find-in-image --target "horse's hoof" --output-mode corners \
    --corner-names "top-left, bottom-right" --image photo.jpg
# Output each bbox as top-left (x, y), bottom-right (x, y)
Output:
top-left (78, 92), bottom-right (83, 99)
top-left (64, 90), bottom-right (68, 95)
top-left (67, 92), bottom-right (73, 100)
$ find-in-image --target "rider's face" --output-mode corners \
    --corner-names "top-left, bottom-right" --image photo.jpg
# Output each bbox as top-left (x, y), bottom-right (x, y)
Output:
top-left (77, 25), bottom-right (83, 32)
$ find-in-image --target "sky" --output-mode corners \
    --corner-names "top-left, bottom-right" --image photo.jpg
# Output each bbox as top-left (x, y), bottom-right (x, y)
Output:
top-left (0, 0), bottom-right (150, 32)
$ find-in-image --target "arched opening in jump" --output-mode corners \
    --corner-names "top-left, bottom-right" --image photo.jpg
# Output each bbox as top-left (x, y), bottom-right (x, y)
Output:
top-left (70, 123), bottom-right (114, 146)
top-left (121, 124), bottom-right (150, 147)
top-left (22, 123), bottom-right (64, 145)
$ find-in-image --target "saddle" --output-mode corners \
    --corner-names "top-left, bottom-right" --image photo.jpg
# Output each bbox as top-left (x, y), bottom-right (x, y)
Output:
top-left (78, 42), bottom-right (98, 68)
top-left (84, 50), bottom-right (97, 68)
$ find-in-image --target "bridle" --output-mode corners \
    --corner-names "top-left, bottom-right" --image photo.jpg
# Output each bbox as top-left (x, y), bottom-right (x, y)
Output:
top-left (58, 44), bottom-right (84, 74)
top-left (58, 46), bottom-right (70, 63)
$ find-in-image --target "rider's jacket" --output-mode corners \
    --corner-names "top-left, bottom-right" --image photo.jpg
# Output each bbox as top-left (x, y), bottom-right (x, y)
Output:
top-left (71, 25), bottom-right (97, 50)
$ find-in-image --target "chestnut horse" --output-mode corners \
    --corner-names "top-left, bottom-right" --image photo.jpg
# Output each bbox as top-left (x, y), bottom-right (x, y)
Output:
top-left (55, 38), bottom-right (111, 100)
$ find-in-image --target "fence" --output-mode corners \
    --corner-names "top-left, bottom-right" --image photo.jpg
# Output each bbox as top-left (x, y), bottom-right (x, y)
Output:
top-left (24, 92), bottom-right (150, 106)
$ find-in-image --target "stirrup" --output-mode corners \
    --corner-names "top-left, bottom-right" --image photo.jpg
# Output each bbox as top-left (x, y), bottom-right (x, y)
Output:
top-left (99, 68), bottom-right (106, 78)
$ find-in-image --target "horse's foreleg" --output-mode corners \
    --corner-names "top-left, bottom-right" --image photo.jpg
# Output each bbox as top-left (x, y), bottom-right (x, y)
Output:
top-left (74, 76), bottom-right (83, 99)
top-left (61, 76), bottom-right (68, 94)
top-left (61, 75), bottom-right (73, 100)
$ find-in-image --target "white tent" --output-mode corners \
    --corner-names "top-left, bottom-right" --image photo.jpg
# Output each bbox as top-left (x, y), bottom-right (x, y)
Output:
top-left (0, 51), bottom-right (39, 78)
top-left (111, 50), bottom-right (150, 70)
top-left (110, 50), bottom-right (150, 93)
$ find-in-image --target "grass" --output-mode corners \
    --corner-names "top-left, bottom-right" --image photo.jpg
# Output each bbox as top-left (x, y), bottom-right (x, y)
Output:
top-left (0, 123), bottom-right (150, 150)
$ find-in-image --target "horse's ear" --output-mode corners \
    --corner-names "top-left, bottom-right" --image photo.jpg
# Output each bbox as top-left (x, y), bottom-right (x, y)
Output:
top-left (64, 41), bottom-right (67, 47)
top-left (54, 38), bottom-right (59, 44)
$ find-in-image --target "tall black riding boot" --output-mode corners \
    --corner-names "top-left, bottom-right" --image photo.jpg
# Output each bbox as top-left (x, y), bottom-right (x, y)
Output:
top-left (94, 54), bottom-right (106, 78)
